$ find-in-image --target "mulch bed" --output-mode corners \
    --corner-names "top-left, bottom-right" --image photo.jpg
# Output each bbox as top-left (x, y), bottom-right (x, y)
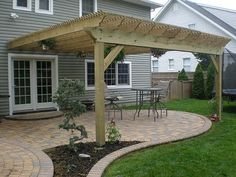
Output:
top-left (44, 141), bottom-right (141, 177)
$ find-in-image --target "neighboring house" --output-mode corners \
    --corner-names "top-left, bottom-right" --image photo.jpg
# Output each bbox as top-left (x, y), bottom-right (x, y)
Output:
top-left (0, 0), bottom-right (161, 116)
top-left (151, 0), bottom-right (236, 73)
top-left (151, 51), bottom-right (198, 72)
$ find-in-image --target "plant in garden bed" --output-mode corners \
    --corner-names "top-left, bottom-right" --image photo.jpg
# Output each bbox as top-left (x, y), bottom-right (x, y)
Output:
top-left (53, 79), bottom-right (87, 152)
top-left (106, 119), bottom-right (121, 144)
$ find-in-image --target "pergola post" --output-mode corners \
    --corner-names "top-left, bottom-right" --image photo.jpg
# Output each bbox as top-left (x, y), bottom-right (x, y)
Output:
top-left (94, 42), bottom-right (105, 146)
top-left (212, 55), bottom-right (223, 120)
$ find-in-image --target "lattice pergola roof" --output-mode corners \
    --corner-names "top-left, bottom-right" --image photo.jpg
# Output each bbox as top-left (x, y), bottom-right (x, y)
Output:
top-left (8, 11), bottom-right (230, 55)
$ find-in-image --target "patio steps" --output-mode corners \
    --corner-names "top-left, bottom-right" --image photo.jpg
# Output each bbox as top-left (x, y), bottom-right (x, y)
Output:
top-left (5, 111), bottom-right (63, 121)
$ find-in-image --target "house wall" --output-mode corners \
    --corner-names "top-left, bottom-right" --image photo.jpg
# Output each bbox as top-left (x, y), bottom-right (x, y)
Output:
top-left (154, 0), bottom-right (236, 73)
top-left (151, 51), bottom-right (198, 72)
top-left (0, 0), bottom-right (151, 115)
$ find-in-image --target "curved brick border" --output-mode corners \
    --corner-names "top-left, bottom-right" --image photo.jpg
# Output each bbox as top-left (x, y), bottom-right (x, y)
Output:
top-left (0, 138), bottom-right (54, 177)
top-left (87, 112), bottom-right (212, 177)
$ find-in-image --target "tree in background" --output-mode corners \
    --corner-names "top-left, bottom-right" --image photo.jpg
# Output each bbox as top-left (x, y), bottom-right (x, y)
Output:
top-left (192, 64), bottom-right (205, 99)
top-left (206, 61), bottom-right (215, 99)
top-left (193, 53), bottom-right (211, 71)
top-left (177, 68), bottom-right (189, 81)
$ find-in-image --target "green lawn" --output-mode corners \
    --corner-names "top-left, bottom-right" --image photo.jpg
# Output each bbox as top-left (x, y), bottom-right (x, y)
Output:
top-left (103, 99), bottom-right (236, 177)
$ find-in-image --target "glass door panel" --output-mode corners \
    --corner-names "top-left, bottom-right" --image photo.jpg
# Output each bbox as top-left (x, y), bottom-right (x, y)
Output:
top-left (13, 60), bottom-right (31, 105)
top-left (36, 61), bottom-right (52, 103)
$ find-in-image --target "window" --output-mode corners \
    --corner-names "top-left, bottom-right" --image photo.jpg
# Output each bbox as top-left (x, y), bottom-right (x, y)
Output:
top-left (13, 0), bottom-right (31, 11)
top-left (80, 0), bottom-right (97, 16)
top-left (35, 0), bottom-right (53, 14)
top-left (168, 59), bottom-right (174, 70)
top-left (183, 58), bottom-right (191, 72)
top-left (118, 63), bottom-right (130, 85)
top-left (104, 63), bottom-right (116, 85)
top-left (152, 60), bottom-right (159, 72)
top-left (188, 23), bottom-right (196, 29)
top-left (85, 60), bottom-right (131, 89)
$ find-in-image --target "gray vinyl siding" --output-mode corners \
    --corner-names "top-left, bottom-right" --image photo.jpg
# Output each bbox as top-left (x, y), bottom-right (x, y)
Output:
top-left (98, 0), bottom-right (151, 19)
top-left (0, 0), bottom-right (151, 115)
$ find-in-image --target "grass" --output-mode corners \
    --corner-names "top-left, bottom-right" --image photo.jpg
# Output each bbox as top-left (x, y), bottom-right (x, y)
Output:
top-left (103, 99), bottom-right (236, 177)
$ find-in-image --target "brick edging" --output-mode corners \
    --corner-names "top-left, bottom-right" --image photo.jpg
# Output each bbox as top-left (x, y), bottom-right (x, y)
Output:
top-left (0, 138), bottom-right (54, 177)
top-left (87, 112), bottom-right (212, 177)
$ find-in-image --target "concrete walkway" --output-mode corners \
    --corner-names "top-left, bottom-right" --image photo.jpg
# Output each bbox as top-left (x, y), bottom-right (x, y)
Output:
top-left (0, 110), bottom-right (211, 177)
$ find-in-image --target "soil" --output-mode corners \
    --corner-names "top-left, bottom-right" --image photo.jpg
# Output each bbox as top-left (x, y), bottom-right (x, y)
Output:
top-left (44, 141), bottom-right (141, 177)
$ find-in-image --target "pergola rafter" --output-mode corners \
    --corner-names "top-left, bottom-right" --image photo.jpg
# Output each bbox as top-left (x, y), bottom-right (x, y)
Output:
top-left (8, 11), bottom-right (230, 146)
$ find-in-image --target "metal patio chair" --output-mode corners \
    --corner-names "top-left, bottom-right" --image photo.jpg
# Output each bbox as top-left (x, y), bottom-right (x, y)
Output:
top-left (153, 80), bottom-right (170, 118)
top-left (104, 83), bottom-right (123, 120)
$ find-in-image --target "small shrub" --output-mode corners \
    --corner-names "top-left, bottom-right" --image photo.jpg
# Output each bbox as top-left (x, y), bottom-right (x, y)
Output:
top-left (192, 64), bottom-right (205, 99)
top-left (178, 69), bottom-right (189, 81)
top-left (53, 79), bottom-right (87, 152)
top-left (106, 119), bottom-right (121, 144)
top-left (208, 97), bottom-right (217, 114)
top-left (206, 61), bottom-right (215, 99)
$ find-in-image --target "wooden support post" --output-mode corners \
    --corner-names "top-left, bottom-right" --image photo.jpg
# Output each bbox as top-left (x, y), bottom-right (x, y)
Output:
top-left (213, 55), bottom-right (223, 120)
top-left (94, 42), bottom-right (105, 146)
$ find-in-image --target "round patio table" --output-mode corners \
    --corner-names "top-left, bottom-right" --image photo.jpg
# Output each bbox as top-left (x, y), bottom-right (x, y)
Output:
top-left (131, 87), bottom-right (162, 122)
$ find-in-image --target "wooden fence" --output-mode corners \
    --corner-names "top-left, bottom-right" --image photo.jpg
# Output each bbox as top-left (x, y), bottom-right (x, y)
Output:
top-left (152, 72), bottom-right (194, 100)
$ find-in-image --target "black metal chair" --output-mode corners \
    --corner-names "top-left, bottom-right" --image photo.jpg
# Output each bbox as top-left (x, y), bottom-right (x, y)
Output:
top-left (104, 83), bottom-right (123, 120)
top-left (153, 80), bottom-right (170, 118)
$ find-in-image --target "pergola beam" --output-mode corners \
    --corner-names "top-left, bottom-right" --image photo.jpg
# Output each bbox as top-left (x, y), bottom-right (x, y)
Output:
top-left (94, 42), bottom-right (105, 146)
top-left (88, 28), bottom-right (224, 55)
top-left (8, 15), bottom-right (104, 49)
top-left (104, 45), bottom-right (124, 71)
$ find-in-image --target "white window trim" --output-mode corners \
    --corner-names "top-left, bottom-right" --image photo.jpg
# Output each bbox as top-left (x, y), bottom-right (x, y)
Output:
top-left (183, 58), bottom-right (191, 71)
top-left (8, 53), bottom-right (58, 115)
top-left (85, 60), bottom-right (132, 90)
top-left (168, 59), bottom-right (174, 70)
top-left (151, 59), bottom-right (159, 72)
top-left (79, 0), bottom-right (97, 17)
top-left (35, 0), bottom-right (53, 15)
top-left (13, 0), bottom-right (32, 11)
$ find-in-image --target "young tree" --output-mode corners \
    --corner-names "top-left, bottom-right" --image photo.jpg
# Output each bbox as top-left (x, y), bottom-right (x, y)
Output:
top-left (178, 68), bottom-right (189, 81)
top-left (53, 79), bottom-right (87, 151)
top-left (206, 61), bottom-right (215, 99)
top-left (192, 64), bottom-right (205, 99)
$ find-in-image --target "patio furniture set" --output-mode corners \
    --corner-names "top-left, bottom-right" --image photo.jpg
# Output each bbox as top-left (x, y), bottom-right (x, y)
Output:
top-left (81, 81), bottom-right (170, 121)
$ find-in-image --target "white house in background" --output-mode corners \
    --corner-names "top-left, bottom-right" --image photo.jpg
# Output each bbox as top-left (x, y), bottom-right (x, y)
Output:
top-left (151, 0), bottom-right (236, 72)
top-left (151, 51), bottom-right (198, 72)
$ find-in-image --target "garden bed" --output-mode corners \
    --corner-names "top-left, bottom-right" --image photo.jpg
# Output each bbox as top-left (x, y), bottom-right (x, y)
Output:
top-left (44, 141), bottom-right (141, 177)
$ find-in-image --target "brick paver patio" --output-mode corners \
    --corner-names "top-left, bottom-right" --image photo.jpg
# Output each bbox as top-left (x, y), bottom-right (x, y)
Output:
top-left (0, 110), bottom-right (211, 177)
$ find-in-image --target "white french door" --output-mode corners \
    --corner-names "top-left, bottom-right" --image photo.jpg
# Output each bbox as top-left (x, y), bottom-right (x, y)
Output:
top-left (11, 57), bottom-right (57, 113)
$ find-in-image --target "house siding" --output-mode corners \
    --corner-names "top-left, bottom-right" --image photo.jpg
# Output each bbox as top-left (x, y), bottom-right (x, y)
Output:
top-left (0, 0), bottom-right (151, 115)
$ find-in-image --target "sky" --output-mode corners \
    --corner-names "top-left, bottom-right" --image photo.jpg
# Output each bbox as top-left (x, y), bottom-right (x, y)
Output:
top-left (152, 0), bottom-right (236, 17)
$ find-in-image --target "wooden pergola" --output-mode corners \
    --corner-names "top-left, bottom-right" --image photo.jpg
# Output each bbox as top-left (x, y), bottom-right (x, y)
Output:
top-left (8, 11), bottom-right (230, 146)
